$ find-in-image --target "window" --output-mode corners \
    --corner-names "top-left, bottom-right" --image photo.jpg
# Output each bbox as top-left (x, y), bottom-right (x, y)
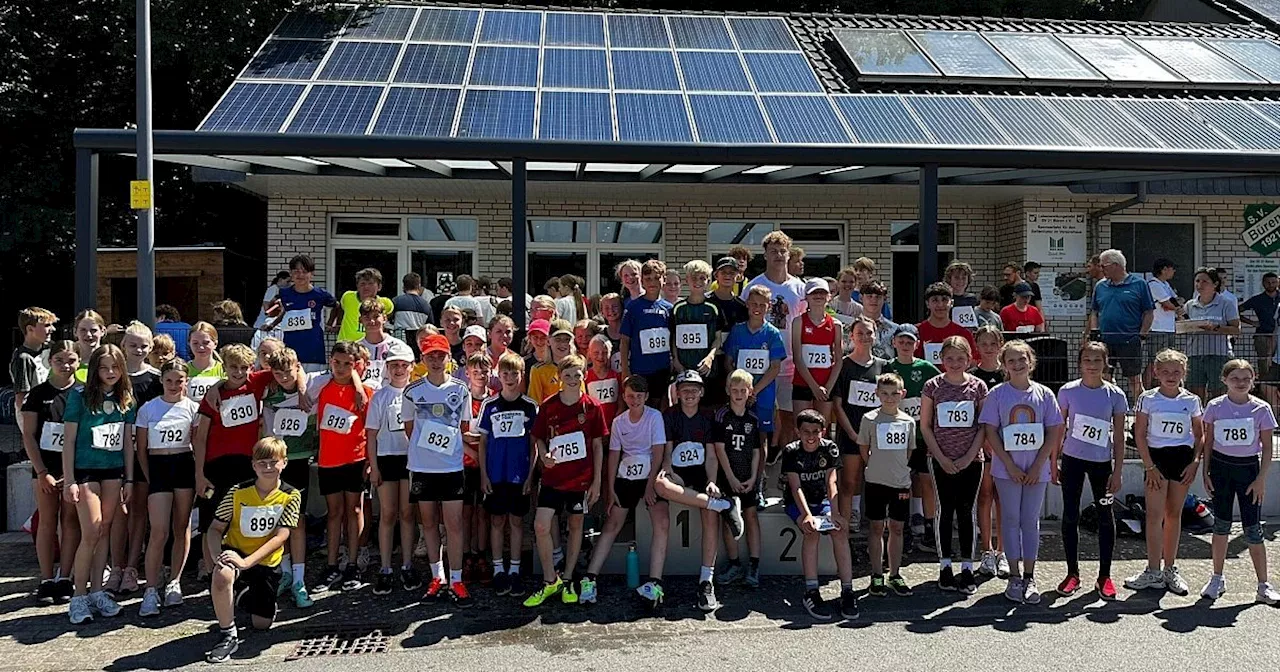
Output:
top-left (328, 215), bottom-right (478, 299)
top-left (526, 219), bottom-right (663, 297)
top-left (1110, 217), bottom-right (1200, 299)
top-left (707, 221), bottom-right (845, 282)
top-left (890, 220), bottom-right (958, 321)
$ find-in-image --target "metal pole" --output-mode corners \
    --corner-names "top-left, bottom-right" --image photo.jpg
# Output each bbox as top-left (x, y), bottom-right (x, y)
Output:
top-left (135, 0), bottom-right (156, 326)
top-left (511, 158), bottom-right (528, 331)
top-left (918, 163), bottom-right (939, 287)
top-left (75, 149), bottom-right (100, 314)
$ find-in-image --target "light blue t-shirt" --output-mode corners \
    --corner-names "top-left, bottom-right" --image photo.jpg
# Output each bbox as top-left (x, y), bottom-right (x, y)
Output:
top-left (1057, 379), bottom-right (1129, 463)
top-left (1091, 273), bottom-right (1154, 345)
top-left (724, 322), bottom-right (788, 390)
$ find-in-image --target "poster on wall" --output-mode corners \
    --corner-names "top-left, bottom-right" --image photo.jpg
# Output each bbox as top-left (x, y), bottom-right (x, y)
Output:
top-left (1242, 203), bottom-right (1280, 256)
top-left (1232, 258), bottom-right (1280, 301)
top-left (1026, 212), bottom-right (1087, 264)
top-left (1041, 270), bottom-right (1089, 318)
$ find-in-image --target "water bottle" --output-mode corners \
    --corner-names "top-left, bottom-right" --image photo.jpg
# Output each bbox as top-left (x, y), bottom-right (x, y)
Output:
top-left (625, 542), bottom-right (640, 589)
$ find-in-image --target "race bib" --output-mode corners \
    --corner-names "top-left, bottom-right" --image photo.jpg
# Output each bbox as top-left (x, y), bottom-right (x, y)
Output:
top-left (1070, 414), bottom-right (1112, 448)
top-left (587, 378), bottom-right (618, 405)
top-left (952, 307), bottom-right (978, 329)
top-left (320, 404), bottom-right (357, 435)
top-left (671, 441), bottom-right (705, 468)
top-left (736, 348), bottom-right (769, 375)
top-left (639, 328), bottom-right (670, 355)
top-left (876, 420), bottom-right (911, 451)
top-left (924, 342), bottom-right (943, 364)
top-left (1214, 417), bottom-right (1256, 448)
top-left (280, 308), bottom-right (313, 332)
top-left (91, 422), bottom-right (125, 451)
top-left (219, 394), bottom-right (259, 428)
top-left (848, 381), bottom-right (878, 407)
top-left (418, 420), bottom-right (459, 454)
top-left (272, 408), bottom-right (308, 437)
top-left (187, 376), bottom-right (219, 401)
top-left (549, 430), bottom-right (587, 463)
top-left (39, 422), bottom-right (65, 452)
top-left (1016, 325), bottom-right (1036, 334)
top-left (675, 324), bottom-right (707, 350)
top-left (1002, 422), bottom-right (1045, 452)
top-left (385, 398), bottom-right (405, 432)
top-left (937, 400), bottom-right (975, 428)
top-left (362, 360), bottom-right (386, 386)
top-left (238, 504), bottom-right (283, 539)
top-left (618, 452), bottom-right (651, 480)
top-left (610, 351), bottom-right (622, 373)
top-left (491, 410), bottom-right (526, 439)
top-left (1149, 411), bottom-right (1191, 442)
top-left (900, 397), bottom-right (922, 420)
top-left (801, 344), bottom-right (832, 370)
top-left (149, 421), bottom-right (189, 450)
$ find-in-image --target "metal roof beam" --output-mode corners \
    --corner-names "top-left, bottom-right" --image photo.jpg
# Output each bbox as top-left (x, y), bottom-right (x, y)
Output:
top-left (221, 156), bottom-right (318, 174)
top-left (493, 161), bottom-right (513, 176)
top-left (823, 166), bottom-right (916, 183)
top-left (639, 164), bottom-right (670, 179)
top-left (405, 159), bottom-right (452, 177)
top-left (315, 157), bottom-right (385, 175)
top-left (765, 166), bottom-right (845, 182)
top-left (946, 169), bottom-right (1087, 184)
top-left (156, 154), bottom-right (250, 173)
top-left (1012, 170), bottom-right (1245, 185)
top-left (701, 165), bottom-right (754, 181)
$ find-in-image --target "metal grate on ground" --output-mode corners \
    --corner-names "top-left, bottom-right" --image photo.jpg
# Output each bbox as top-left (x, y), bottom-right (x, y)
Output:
top-left (287, 625), bottom-right (389, 660)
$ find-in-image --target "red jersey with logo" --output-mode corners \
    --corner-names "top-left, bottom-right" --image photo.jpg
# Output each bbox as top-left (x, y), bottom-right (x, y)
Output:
top-left (792, 313), bottom-right (839, 387)
top-left (584, 367), bottom-right (621, 428)
top-left (531, 393), bottom-right (608, 492)
top-left (915, 320), bottom-right (978, 361)
top-left (316, 380), bottom-right (373, 467)
top-left (199, 370), bottom-right (272, 461)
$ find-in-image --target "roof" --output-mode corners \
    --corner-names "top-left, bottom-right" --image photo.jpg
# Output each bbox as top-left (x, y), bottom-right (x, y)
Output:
top-left (1210, 0), bottom-right (1280, 29)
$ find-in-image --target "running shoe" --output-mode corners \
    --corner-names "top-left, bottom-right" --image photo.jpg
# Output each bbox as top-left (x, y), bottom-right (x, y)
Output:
top-left (1057, 575), bottom-right (1081, 596)
top-left (1023, 578), bottom-right (1041, 605)
top-left (1163, 566), bottom-right (1190, 596)
top-left (207, 629), bottom-right (239, 664)
top-left (372, 571), bottom-right (394, 596)
top-left (802, 589), bottom-right (832, 621)
top-left (938, 566), bottom-right (957, 592)
top-left (1124, 567), bottom-right (1166, 591)
top-left (1097, 577), bottom-right (1118, 600)
top-left (978, 551), bottom-right (997, 577)
top-left (162, 580), bottom-right (184, 606)
top-left (1004, 578), bottom-right (1024, 603)
top-left (697, 581), bottom-right (720, 612)
top-left (55, 578), bottom-right (74, 601)
top-left (401, 567), bottom-right (423, 592)
top-left (69, 595), bottom-right (93, 624)
top-left (479, 558), bottom-right (494, 584)
top-left (277, 570), bottom-right (293, 597)
top-left (522, 578), bottom-right (563, 607)
top-left (958, 568), bottom-right (977, 596)
top-left (508, 572), bottom-right (526, 598)
top-left (424, 577), bottom-right (447, 601)
top-left (561, 580), bottom-right (579, 604)
top-left (316, 565), bottom-right (342, 593)
top-left (341, 564), bottom-right (361, 591)
top-left (36, 579), bottom-right (57, 602)
top-left (1201, 575), bottom-right (1226, 600)
top-left (119, 567), bottom-right (140, 594)
top-left (868, 575), bottom-right (888, 597)
top-left (450, 581), bottom-right (474, 608)
top-left (579, 576), bottom-right (598, 603)
top-left (88, 590), bottom-right (122, 617)
top-left (995, 552), bottom-right (1010, 579)
top-left (916, 526), bottom-right (937, 555)
top-left (139, 587), bottom-right (161, 617)
top-left (493, 571), bottom-right (511, 596)
top-left (888, 575), bottom-right (913, 596)
top-left (849, 515), bottom-right (861, 534)
top-left (356, 546), bottom-right (372, 573)
top-left (1256, 581), bottom-right (1280, 605)
top-left (462, 555), bottom-right (478, 583)
top-left (745, 564), bottom-right (761, 589)
top-left (637, 580), bottom-right (665, 606)
top-left (839, 589), bottom-right (859, 620)
top-left (722, 497), bottom-right (745, 540)
top-left (717, 562), bottom-right (745, 586)
top-left (104, 567), bottom-right (123, 593)
top-left (291, 581), bottom-right (314, 609)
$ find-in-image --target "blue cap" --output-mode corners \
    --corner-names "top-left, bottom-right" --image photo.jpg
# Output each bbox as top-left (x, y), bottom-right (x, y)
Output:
top-left (1014, 282), bottom-right (1034, 296)
top-left (891, 323), bottom-right (919, 341)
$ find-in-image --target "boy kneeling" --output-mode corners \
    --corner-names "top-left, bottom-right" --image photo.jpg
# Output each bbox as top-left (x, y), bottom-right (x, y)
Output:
top-left (206, 438), bottom-right (301, 663)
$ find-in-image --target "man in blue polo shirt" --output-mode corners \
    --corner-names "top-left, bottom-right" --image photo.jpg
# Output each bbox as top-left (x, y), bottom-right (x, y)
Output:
top-left (1088, 248), bottom-right (1153, 400)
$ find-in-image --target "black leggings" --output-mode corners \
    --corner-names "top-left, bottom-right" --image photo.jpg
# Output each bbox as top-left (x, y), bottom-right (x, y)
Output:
top-left (1059, 454), bottom-right (1115, 578)
top-left (928, 458), bottom-right (983, 560)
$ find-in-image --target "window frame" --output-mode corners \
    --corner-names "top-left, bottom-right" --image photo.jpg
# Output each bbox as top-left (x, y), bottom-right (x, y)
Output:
top-left (525, 218), bottom-right (665, 296)
top-left (1108, 215), bottom-right (1202, 297)
top-left (706, 220), bottom-right (847, 278)
top-left (327, 213), bottom-right (480, 292)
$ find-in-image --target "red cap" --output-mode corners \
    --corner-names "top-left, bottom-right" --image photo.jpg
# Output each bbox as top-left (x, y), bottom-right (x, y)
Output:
top-left (528, 319), bottom-right (551, 336)
top-left (421, 334), bottom-right (451, 355)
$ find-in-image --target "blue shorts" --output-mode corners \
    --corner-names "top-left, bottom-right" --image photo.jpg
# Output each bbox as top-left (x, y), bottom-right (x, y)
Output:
top-left (785, 498), bottom-right (831, 524)
top-left (754, 385), bottom-right (777, 433)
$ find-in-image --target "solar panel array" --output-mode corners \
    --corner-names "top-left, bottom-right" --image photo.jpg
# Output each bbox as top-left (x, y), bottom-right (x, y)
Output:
top-left (835, 27), bottom-right (1280, 85)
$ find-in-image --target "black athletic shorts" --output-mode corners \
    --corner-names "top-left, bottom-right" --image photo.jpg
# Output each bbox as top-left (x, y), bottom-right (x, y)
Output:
top-left (318, 460), bottom-right (366, 496)
top-left (199, 454), bottom-right (255, 534)
top-left (148, 452), bottom-right (196, 493)
top-left (34, 449), bottom-right (64, 480)
top-left (838, 433), bottom-right (862, 457)
top-left (908, 446), bottom-right (930, 474)
top-left (639, 369), bottom-right (671, 409)
top-left (614, 477), bottom-right (647, 510)
top-left (483, 482), bottom-right (530, 517)
top-left (791, 383), bottom-right (818, 403)
top-left (73, 466), bottom-right (125, 484)
top-left (463, 466), bottom-right (483, 506)
top-left (536, 485), bottom-right (588, 515)
top-left (865, 481), bottom-right (911, 523)
top-left (669, 465), bottom-right (709, 494)
top-left (409, 470), bottom-right (466, 503)
top-left (716, 477), bottom-right (759, 509)
top-left (1108, 339), bottom-right (1144, 380)
top-left (232, 562), bottom-right (281, 621)
top-left (1150, 445), bottom-right (1196, 483)
top-left (701, 372), bottom-right (727, 409)
top-left (280, 458), bottom-right (311, 492)
top-left (376, 455), bottom-right (409, 483)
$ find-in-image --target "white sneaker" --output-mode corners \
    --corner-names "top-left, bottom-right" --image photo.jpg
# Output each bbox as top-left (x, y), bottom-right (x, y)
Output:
top-left (357, 546), bottom-right (372, 573)
top-left (139, 588), bottom-right (161, 617)
top-left (88, 590), bottom-right (122, 617)
top-left (1256, 582), bottom-right (1280, 605)
top-left (1023, 578), bottom-right (1041, 605)
top-left (163, 580), bottom-right (184, 607)
top-left (69, 595), bottom-right (93, 624)
top-left (1201, 575), bottom-right (1227, 600)
top-left (995, 552), bottom-right (1010, 579)
top-left (1124, 567), bottom-right (1166, 591)
top-left (978, 551), bottom-right (997, 577)
top-left (1163, 567), bottom-right (1190, 596)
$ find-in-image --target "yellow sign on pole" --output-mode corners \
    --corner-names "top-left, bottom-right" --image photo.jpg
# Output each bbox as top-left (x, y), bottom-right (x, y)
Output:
top-left (130, 180), bottom-right (152, 210)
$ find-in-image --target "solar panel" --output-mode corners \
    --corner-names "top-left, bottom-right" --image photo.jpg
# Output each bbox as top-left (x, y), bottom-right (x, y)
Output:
top-left (743, 53), bottom-right (822, 92)
top-left (761, 96), bottom-right (850, 143)
top-left (678, 51), bottom-right (751, 92)
top-left (976, 97), bottom-right (1084, 147)
top-left (242, 40), bottom-right (331, 80)
top-left (667, 16), bottom-right (734, 50)
top-left (982, 33), bottom-right (1103, 81)
top-left (545, 12), bottom-right (605, 47)
top-left (539, 91), bottom-right (613, 141)
top-left (315, 41), bottom-right (400, 83)
top-left (615, 93), bottom-right (693, 142)
top-left (468, 46), bottom-right (538, 87)
top-left (285, 85), bottom-right (381, 134)
top-left (343, 6), bottom-right (416, 41)
top-left (1185, 100), bottom-right (1280, 151)
top-left (833, 29), bottom-right (939, 77)
top-left (607, 15), bottom-right (670, 49)
top-left (542, 49), bottom-right (609, 89)
top-left (393, 44), bottom-right (470, 85)
top-left (1057, 35), bottom-right (1184, 82)
top-left (1238, 0), bottom-right (1280, 24)
top-left (611, 50), bottom-right (680, 91)
top-left (832, 95), bottom-right (933, 144)
top-left (689, 94), bottom-right (771, 142)
top-left (457, 89), bottom-right (535, 139)
top-left (200, 83), bottom-right (304, 132)
top-left (905, 95), bottom-right (1009, 146)
top-left (410, 8), bottom-right (479, 43)
top-left (478, 10), bottom-right (542, 45)
top-left (274, 8), bottom-right (351, 39)
top-left (1042, 97), bottom-right (1162, 148)
top-left (1113, 99), bottom-right (1236, 150)
top-left (1131, 38), bottom-right (1263, 84)
top-left (1201, 38), bottom-right (1280, 83)
top-left (728, 18), bottom-right (799, 51)
top-left (371, 87), bottom-right (459, 137)
top-left (909, 31), bottom-right (1021, 78)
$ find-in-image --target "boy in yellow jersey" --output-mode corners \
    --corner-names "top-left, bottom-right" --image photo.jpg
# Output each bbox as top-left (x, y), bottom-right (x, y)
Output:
top-left (205, 437), bottom-right (302, 664)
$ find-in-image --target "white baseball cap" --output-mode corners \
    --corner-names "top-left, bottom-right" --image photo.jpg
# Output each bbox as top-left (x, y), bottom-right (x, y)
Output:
top-left (463, 325), bottom-right (487, 342)
top-left (385, 341), bottom-right (414, 363)
top-left (804, 278), bottom-right (830, 295)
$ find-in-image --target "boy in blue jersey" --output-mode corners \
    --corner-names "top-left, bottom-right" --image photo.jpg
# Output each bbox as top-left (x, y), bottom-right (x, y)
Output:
top-left (477, 352), bottom-right (538, 599)
top-left (723, 285), bottom-right (787, 440)
top-left (265, 254), bottom-right (336, 372)
top-left (619, 259), bottom-right (674, 411)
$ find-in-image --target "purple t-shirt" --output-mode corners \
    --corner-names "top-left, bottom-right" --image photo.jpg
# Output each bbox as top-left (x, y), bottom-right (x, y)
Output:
top-left (978, 381), bottom-right (1063, 482)
top-left (922, 374), bottom-right (988, 460)
top-left (1202, 394), bottom-right (1277, 458)
top-left (1057, 379), bottom-right (1129, 463)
